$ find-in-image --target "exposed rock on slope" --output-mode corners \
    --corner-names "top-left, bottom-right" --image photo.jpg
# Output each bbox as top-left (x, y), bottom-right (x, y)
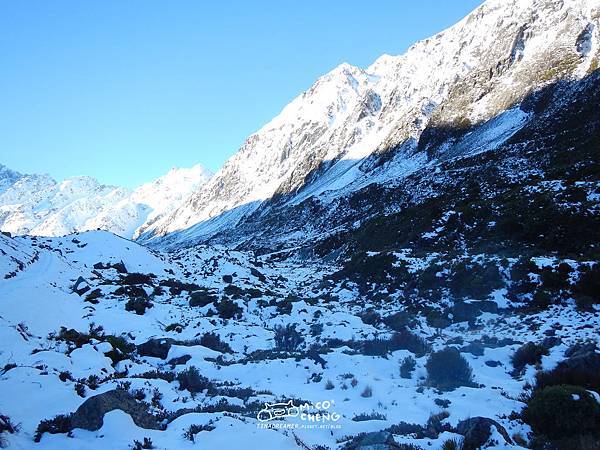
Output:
top-left (140, 0), bottom-right (600, 250)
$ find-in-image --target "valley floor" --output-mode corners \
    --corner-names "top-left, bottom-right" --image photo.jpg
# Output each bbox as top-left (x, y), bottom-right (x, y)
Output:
top-left (0, 231), bottom-right (598, 449)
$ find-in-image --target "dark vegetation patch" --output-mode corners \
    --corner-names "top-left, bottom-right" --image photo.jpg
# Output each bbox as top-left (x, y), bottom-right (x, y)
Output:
top-left (425, 347), bottom-right (474, 390)
top-left (511, 342), bottom-right (549, 376)
top-left (523, 385), bottom-right (600, 449)
top-left (125, 297), bottom-right (153, 315)
top-left (274, 324), bottom-right (304, 351)
top-left (52, 325), bottom-right (135, 365)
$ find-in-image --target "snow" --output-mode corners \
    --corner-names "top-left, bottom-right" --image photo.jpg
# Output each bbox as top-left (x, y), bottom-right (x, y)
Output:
top-left (0, 165), bottom-right (211, 240)
top-left (0, 230), bottom-right (598, 448)
top-left (139, 0), bottom-right (600, 249)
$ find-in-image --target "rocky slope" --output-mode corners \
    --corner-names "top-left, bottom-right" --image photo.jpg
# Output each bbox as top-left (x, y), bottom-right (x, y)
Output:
top-left (139, 0), bottom-right (600, 250)
top-left (0, 164), bottom-right (211, 239)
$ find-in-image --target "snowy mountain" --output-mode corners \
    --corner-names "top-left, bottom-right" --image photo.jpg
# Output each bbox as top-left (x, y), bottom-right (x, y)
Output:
top-left (139, 0), bottom-right (600, 249)
top-left (0, 164), bottom-right (212, 239)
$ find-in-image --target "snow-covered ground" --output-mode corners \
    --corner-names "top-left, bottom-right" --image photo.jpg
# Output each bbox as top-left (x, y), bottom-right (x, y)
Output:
top-left (0, 231), bottom-right (597, 449)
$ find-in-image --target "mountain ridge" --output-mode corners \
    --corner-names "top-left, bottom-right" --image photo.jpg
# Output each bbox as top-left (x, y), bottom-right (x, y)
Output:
top-left (0, 163), bottom-right (212, 238)
top-left (139, 0), bottom-right (600, 250)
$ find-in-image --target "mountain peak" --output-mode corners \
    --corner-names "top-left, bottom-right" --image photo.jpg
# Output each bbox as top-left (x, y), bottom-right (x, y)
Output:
top-left (139, 0), bottom-right (600, 249)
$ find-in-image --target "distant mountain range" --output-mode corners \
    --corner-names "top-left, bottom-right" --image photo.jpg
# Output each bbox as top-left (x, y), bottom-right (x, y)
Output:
top-left (0, 164), bottom-right (211, 238)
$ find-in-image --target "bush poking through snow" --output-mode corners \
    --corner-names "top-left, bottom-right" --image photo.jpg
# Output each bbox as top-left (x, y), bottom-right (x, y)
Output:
top-left (274, 324), bottom-right (304, 351)
top-left (132, 437), bottom-right (154, 449)
top-left (177, 366), bottom-right (212, 394)
top-left (400, 356), bottom-right (416, 379)
top-left (361, 386), bottom-right (373, 398)
top-left (511, 342), bottom-right (548, 376)
top-left (125, 297), bottom-right (153, 315)
top-left (425, 347), bottom-right (473, 390)
top-left (183, 422), bottom-right (216, 442)
top-left (215, 298), bottom-right (242, 319)
top-left (523, 384), bottom-right (600, 446)
top-left (324, 379), bottom-right (335, 390)
top-left (34, 414), bottom-right (73, 442)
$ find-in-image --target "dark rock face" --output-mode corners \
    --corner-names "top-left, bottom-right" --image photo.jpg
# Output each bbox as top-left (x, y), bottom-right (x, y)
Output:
top-left (70, 390), bottom-right (162, 431)
top-left (168, 354), bottom-right (191, 367)
top-left (137, 338), bottom-right (175, 359)
top-left (456, 417), bottom-right (512, 450)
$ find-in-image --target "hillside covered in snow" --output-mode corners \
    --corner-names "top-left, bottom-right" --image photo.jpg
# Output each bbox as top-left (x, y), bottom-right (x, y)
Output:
top-left (138, 0), bottom-right (600, 251)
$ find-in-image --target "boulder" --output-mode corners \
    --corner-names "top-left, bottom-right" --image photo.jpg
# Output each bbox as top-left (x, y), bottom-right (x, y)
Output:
top-left (137, 338), bottom-right (175, 359)
top-left (168, 354), bottom-right (192, 367)
top-left (456, 417), bottom-right (512, 450)
top-left (452, 301), bottom-right (497, 322)
top-left (70, 390), bottom-right (162, 431)
top-left (250, 267), bottom-right (266, 282)
top-left (348, 431), bottom-right (401, 450)
top-left (72, 276), bottom-right (90, 296)
top-left (222, 274), bottom-right (233, 284)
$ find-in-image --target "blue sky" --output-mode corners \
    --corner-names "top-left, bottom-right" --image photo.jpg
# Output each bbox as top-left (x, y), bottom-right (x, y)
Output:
top-left (0, 0), bottom-right (483, 188)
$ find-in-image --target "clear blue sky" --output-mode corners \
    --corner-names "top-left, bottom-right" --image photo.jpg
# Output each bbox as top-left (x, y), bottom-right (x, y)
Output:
top-left (0, 0), bottom-right (483, 188)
